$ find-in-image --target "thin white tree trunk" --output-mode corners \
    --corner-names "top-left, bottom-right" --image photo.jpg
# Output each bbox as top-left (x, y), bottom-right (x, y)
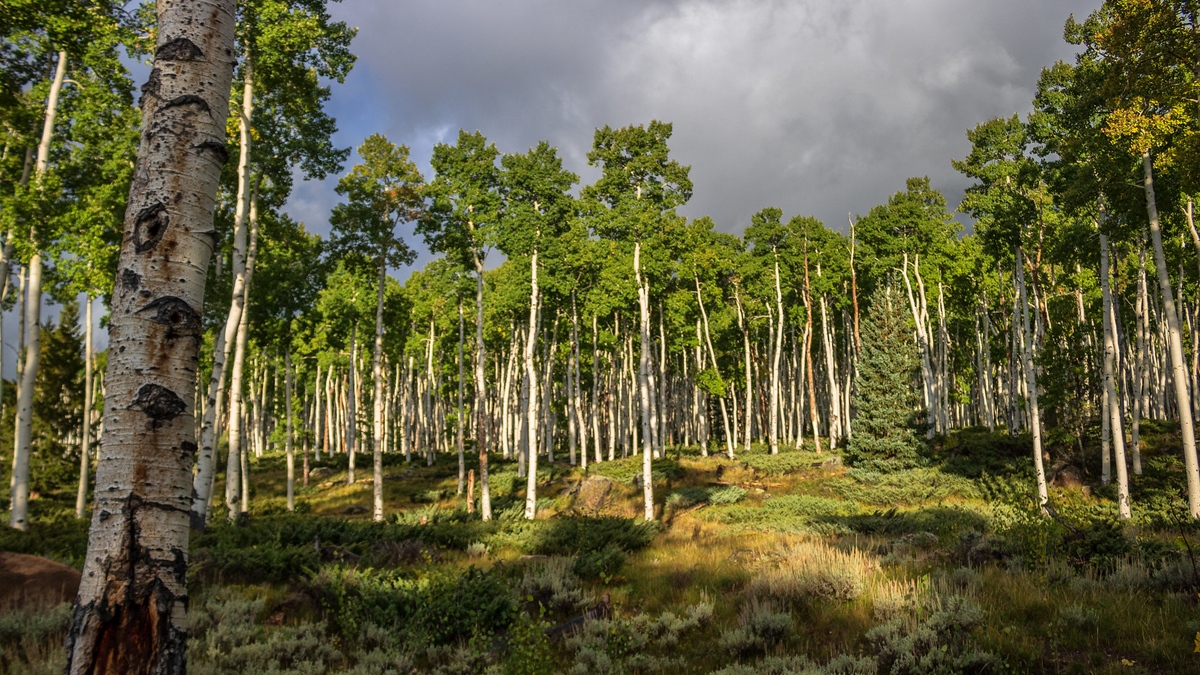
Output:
top-left (473, 254), bottom-right (491, 520)
top-left (372, 261), bottom-right (386, 521)
top-left (1016, 248), bottom-right (1049, 510)
top-left (75, 297), bottom-right (95, 519)
top-left (524, 246), bottom-right (541, 519)
top-left (635, 242), bottom-right (654, 520)
top-left (225, 198), bottom-right (258, 518)
top-left (1142, 155), bottom-right (1200, 516)
top-left (770, 253), bottom-right (784, 454)
top-left (191, 61), bottom-right (254, 528)
top-left (1100, 232), bottom-right (1132, 518)
top-left (285, 348), bottom-right (295, 511)
top-left (694, 275), bottom-right (734, 458)
top-left (66, 3), bottom-right (237, 667)
top-left (9, 50), bottom-right (66, 531)
top-left (457, 300), bottom-right (465, 494)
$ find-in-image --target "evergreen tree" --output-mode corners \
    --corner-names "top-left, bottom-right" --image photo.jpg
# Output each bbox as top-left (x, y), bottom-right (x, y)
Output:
top-left (846, 285), bottom-right (924, 472)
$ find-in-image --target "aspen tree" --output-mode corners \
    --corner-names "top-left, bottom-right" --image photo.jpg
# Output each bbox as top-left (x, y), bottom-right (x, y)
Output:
top-left (65, 0), bottom-right (238, 668)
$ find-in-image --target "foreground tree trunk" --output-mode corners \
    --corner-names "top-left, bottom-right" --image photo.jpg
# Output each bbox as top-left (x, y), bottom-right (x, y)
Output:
top-left (65, 1), bottom-right (237, 670)
top-left (635, 243), bottom-right (654, 520)
top-left (1143, 154), bottom-right (1200, 517)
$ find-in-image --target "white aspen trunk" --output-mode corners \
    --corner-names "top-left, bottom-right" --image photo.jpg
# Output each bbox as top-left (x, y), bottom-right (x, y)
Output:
top-left (285, 348), bottom-right (295, 512)
top-left (457, 301), bottom-right (465, 494)
top-left (820, 292), bottom-right (842, 443)
top-left (9, 50), bottom-right (66, 531)
top-left (66, 2), bottom-right (237, 667)
top-left (1142, 154), bottom-right (1200, 516)
top-left (348, 325), bottom-right (359, 480)
top-left (225, 198), bottom-right (258, 518)
top-left (694, 275), bottom-right (734, 458)
top-left (473, 253), bottom-right (491, 521)
top-left (1016, 248), bottom-right (1049, 510)
top-left (735, 285), bottom-right (753, 451)
top-left (372, 260), bottom-right (386, 521)
top-left (593, 315), bottom-right (603, 464)
top-left (191, 62), bottom-right (254, 528)
top-left (1100, 232), bottom-right (1132, 518)
top-left (901, 253), bottom-right (937, 439)
top-left (770, 253), bottom-right (784, 454)
top-left (313, 363), bottom-right (323, 462)
top-left (524, 246), bottom-right (541, 519)
top-left (75, 297), bottom-right (95, 519)
top-left (635, 243), bottom-right (654, 520)
top-left (569, 292), bottom-right (581, 467)
top-left (802, 267), bottom-right (822, 453)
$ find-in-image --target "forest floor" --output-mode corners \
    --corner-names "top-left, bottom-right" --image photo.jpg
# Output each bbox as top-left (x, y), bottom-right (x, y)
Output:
top-left (3, 424), bottom-right (1200, 674)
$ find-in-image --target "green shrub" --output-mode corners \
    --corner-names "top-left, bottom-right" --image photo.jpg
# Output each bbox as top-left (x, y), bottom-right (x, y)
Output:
top-left (520, 556), bottom-right (587, 614)
top-left (308, 566), bottom-right (517, 646)
top-left (667, 485), bottom-right (748, 510)
top-left (532, 516), bottom-right (657, 557)
top-left (742, 451), bottom-right (826, 476)
top-left (573, 546), bottom-right (626, 581)
top-left (189, 591), bottom-right (343, 675)
top-left (565, 602), bottom-right (712, 675)
top-left (0, 602), bottom-right (71, 675)
top-left (828, 468), bottom-right (979, 506)
top-left (865, 595), bottom-right (995, 675)
top-left (720, 596), bottom-right (791, 656)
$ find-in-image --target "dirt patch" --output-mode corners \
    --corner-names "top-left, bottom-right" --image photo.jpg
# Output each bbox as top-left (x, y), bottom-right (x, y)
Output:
top-left (0, 552), bottom-right (81, 612)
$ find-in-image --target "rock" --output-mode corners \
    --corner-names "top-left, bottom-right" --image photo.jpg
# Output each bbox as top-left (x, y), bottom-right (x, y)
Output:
top-left (1051, 464), bottom-right (1084, 489)
top-left (820, 456), bottom-right (843, 469)
top-left (574, 476), bottom-right (614, 516)
top-left (308, 466), bottom-right (332, 479)
top-left (0, 552), bottom-right (81, 612)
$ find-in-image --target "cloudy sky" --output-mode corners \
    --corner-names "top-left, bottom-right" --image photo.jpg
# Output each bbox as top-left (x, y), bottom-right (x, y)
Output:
top-left (9, 0), bottom-right (1106, 366)
top-left (282, 0), bottom-right (1100, 263)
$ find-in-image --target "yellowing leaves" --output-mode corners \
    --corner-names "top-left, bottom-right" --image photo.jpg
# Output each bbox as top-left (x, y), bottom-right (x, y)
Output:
top-left (1102, 97), bottom-right (1186, 155)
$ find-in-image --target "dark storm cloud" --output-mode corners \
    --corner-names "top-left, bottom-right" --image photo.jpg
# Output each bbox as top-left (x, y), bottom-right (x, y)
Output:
top-left (282, 0), bottom-right (1100, 257)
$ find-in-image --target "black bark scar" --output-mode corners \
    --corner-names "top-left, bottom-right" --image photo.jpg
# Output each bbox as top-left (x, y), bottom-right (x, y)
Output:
top-left (130, 384), bottom-right (187, 425)
top-left (138, 296), bottom-right (202, 341)
top-left (160, 95), bottom-right (210, 114)
top-left (195, 140), bottom-right (229, 165)
top-left (133, 203), bottom-right (168, 253)
top-left (156, 38), bottom-right (204, 61)
top-left (121, 269), bottom-right (141, 290)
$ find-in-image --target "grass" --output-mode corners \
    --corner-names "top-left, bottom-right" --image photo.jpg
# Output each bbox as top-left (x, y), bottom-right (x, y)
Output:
top-left (3, 426), bottom-right (1200, 673)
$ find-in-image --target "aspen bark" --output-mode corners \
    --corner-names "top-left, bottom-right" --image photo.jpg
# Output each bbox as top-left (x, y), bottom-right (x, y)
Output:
top-left (473, 253), bottom-right (492, 520)
top-left (1100, 232), bottom-right (1132, 519)
top-left (1016, 248), bottom-right (1049, 510)
top-left (191, 62), bottom-right (254, 529)
top-left (770, 252), bottom-right (784, 454)
top-left (65, 2), bottom-right (236, 669)
top-left (457, 300), bottom-right (465, 495)
top-left (285, 349), bottom-right (295, 511)
top-left (372, 260), bottom-right (386, 521)
top-left (225, 196), bottom-right (258, 518)
top-left (9, 50), bottom-right (66, 531)
top-left (635, 243), bottom-right (654, 520)
top-left (524, 246), bottom-right (541, 519)
top-left (75, 297), bottom-right (95, 519)
top-left (1143, 154), bottom-right (1200, 516)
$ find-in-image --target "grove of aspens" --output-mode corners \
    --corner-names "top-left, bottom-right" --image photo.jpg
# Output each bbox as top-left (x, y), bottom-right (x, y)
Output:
top-left (3, 1), bottom-right (1200, 673)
